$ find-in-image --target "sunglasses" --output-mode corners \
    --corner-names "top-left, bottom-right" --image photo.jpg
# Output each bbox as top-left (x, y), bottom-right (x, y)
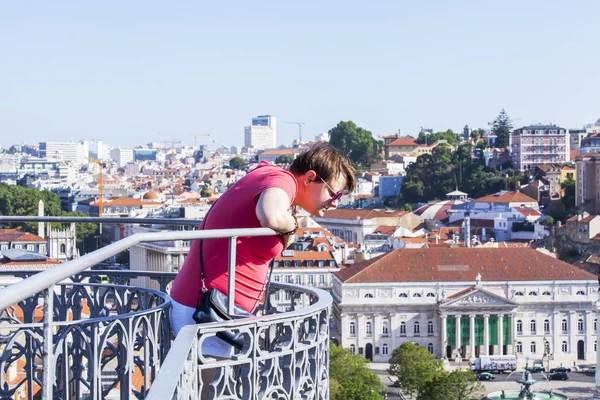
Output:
top-left (314, 173), bottom-right (344, 202)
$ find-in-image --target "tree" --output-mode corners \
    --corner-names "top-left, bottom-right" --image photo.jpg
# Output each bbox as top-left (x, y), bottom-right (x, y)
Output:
top-left (399, 203), bottom-right (412, 212)
top-left (415, 130), bottom-right (457, 146)
top-left (329, 344), bottom-right (383, 400)
top-left (328, 121), bottom-right (381, 167)
top-left (275, 154), bottom-right (295, 164)
top-left (418, 369), bottom-right (483, 400)
top-left (0, 183), bottom-right (96, 244)
top-left (561, 177), bottom-right (576, 211)
top-left (229, 156), bottom-right (245, 170)
top-left (388, 342), bottom-right (443, 397)
top-left (491, 109), bottom-right (513, 149)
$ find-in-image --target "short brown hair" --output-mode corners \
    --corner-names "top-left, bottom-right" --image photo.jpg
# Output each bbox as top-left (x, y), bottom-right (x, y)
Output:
top-left (289, 142), bottom-right (356, 192)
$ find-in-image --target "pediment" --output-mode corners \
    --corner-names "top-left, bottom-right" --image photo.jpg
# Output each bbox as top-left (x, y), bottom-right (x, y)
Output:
top-left (441, 287), bottom-right (518, 309)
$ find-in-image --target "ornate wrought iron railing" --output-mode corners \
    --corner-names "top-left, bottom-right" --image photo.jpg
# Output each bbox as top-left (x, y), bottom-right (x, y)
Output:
top-left (0, 219), bottom-right (331, 399)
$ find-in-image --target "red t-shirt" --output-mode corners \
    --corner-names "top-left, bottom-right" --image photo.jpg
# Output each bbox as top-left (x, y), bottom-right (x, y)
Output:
top-left (170, 162), bottom-right (297, 311)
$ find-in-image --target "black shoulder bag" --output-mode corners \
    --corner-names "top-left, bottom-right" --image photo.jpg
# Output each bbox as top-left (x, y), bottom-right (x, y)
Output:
top-left (191, 201), bottom-right (275, 351)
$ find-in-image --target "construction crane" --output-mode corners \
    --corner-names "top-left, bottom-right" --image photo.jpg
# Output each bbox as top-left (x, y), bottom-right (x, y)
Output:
top-left (189, 133), bottom-right (211, 149)
top-left (282, 121), bottom-right (306, 142)
top-left (157, 136), bottom-right (183, 163)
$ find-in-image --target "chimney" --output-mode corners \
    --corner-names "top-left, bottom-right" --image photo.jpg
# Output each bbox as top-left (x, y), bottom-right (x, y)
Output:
top-left (38, 199), bottom-right (45, 239)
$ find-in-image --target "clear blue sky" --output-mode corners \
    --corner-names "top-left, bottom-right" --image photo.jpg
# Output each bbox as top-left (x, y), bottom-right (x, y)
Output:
top-left (1, 1), bottom-right (599, 148)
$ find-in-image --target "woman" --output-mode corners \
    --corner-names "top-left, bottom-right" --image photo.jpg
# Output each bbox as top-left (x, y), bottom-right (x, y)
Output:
top-left (170, 143), bottom-right (355, 358)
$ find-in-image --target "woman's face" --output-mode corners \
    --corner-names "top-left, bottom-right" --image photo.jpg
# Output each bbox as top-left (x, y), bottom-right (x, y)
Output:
top-left (300, 171), bottom-right (346, 217)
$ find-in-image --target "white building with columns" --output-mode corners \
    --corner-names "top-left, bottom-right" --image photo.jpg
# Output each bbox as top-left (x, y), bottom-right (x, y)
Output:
top-left (332, 247), bottom-right (598, 368)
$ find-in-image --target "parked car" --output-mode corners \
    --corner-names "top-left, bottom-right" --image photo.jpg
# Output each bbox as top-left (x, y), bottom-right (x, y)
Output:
top-left (548, 372), bottom-right (569, 381)
top-left (584, 367), bottom-right (597, 376)
top-left (550, 366), bottom-right (571, 373)
top-left (526, 364), bottom-right (545, 373)
top-left (476, 372), bottom-right (496, 381)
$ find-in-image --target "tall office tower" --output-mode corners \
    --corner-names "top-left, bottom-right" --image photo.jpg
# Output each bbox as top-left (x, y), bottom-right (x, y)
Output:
top-left (511, 124), bottom-right (570, 171)
top-left (39, 141), bottom-right (85, 165)
top-left (110, 147), bottom-right (134, 168)
top-left (244, 115), bottom-right (277, 150)
top-left (89, 139), bottom-right (104, 160)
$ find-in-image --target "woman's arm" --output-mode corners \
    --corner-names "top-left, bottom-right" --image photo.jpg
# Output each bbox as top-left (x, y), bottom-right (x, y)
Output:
top-left (255, 187), bottom-right (297, 234)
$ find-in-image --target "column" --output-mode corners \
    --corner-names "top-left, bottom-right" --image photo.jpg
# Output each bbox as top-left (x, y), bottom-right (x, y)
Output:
top-left (357, 313), bottom-right (365, 355)
top-left (469, 314), bottom-right (476, 358)
top-left (373, 314), bottom-right (381, 359)
top-left (553, 311), bottom-right (561, 358)
top-left (390, 313), bottom-right (397, 351)
top-left (455, 314), bottom-right (462, 359)
top-left (484, 314), bottom-right (490, 356)
top-left (511, 314), bottom-right (517, 355)
top-left (341, 314), bottom-right (348, 347)
top-left (497, 314), bottom-right (504, 355)
top-left (586, 310), bottom-right (594, 361)
top-left (569, 311), bottom-right (576, 359)
top-left (441, 315), bottom-right (447, 359)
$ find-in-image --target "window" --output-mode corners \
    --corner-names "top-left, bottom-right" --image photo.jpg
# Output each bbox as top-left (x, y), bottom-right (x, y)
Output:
top-left (595, 319), bottom-right (597, 332)
top-left (413, 293), bottom-right (422, 298)
top-left (283, 261), bottom-right (291, 267)
top-left (427, 343), bottom-right (434, 354)
top-left (544, 319), bottom-right (550, 334)
top-left (578, 319), bottom-right (584, 333)
top-left (350, 344), bottom-right (356, 354)
top-left (295, 275), bottom-right (301, 284)
top-left (382, 344), bottom-right (389, 356)
top-left (530, 320), bottom-right (536, 334)
top-left (364, 294), bottom-right (373, 298)
top-left (562, 319), bottom-right (568, 333)
top-left (399, 293), bottom-right (408, 298)
top-left (382, 322), bottom-right (389, 337)
top-left (414, 321), bottom-right (420, 335)
top-left (285, 291), bottom-right (291, 300)
top-left (514, 291), bottom-right (524, 296)
top-left (516, 342), bottom-right (522, 353)
top-left (0, 244), bottom-right (8, 251)
top-left (528, 291), bottom-right (538, 296)
top-left (576, 290), bottom-right (585, 295)
top-left (562, 341), bottom-right (568, 353)
top-left (517, 320), bottom-right (523, 334)
top-left (349, 322), bottom-right (356, 337)
top-left (27, 244), bottom-right (34, 251)
top-left (307, 275), bottom-right (314, 285)
top-left (400, 322), bottom-right (406, 336)
top-left (426, 292), bottom-right (435, 297)
top-left (293, 260), bottom-right (301, 267)
top-left (319, 274), bottom-right (326, 285)
top-left (596, 341), bottom-right (597, 352)
top-left (15, 244), bottom-right (22, 249)
top-left (286, 275), bottom-right (293, 283)
top-left (306, 260), bottom-right (313, 267)
top-left (427, 321), bottom-right (434, 335)
top-left (366, 322), bottom-right (373, 337)
top-left (274, 275), bottom-right (281, 282)
top-left (530, 341), bottom-right (536, 353)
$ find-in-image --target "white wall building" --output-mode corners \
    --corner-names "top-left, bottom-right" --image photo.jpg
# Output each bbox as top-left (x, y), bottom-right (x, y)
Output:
top-left (333, 247), bottom-right (598, 368)
top-left (244, 115), bottom-right (276, 150)
top-left (39, 141), bottom-right (86, 165)
top-left (110, 147), bottom-right (134, 168)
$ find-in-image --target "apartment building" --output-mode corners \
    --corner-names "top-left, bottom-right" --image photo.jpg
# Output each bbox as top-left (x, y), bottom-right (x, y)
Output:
top-left (511, 125), bottom-right (570, 171)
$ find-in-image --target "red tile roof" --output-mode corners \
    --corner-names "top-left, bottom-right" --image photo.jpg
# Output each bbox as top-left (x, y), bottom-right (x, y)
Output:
top-left (386, 137), bottom-right (418, 147)
top-left (335, 248), bottom-right (594, 283)
top-left (0, 229), bottom-right (45, 243)
top-left (473, 191), bottom-right (537, 204)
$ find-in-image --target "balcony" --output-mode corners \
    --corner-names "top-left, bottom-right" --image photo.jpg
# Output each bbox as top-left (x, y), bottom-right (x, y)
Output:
top-left (0, 217), bottom-right (331, 399)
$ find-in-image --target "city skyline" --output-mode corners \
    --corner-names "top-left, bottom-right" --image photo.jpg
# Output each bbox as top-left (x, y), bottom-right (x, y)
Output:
top-left (1, 1), bottom-right (599, 148)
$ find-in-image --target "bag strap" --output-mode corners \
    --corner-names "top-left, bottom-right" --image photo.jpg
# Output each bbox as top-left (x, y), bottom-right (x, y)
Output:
top-left (198, 199), bottom-right (217, 292)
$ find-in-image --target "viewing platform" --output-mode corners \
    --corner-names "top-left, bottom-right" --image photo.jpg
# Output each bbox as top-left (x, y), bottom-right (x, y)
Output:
top-left (0, 217), bottom-right (331, 399)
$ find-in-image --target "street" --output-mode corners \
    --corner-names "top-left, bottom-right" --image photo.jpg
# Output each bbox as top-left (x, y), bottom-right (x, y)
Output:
top-left (371, 367), bottom-right (597, 399)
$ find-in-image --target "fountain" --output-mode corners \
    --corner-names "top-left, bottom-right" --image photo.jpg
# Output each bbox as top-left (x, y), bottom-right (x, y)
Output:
top-left (484, 362), bottom-right (568, 399)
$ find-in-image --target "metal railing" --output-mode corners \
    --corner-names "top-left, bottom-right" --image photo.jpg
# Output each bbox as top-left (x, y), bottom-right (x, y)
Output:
top-left (0, 218), bottom-right (331, 399)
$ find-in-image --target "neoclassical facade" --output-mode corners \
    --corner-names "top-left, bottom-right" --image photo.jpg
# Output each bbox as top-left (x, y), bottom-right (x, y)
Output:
top-left (332, 247), bottom-right (598, 368)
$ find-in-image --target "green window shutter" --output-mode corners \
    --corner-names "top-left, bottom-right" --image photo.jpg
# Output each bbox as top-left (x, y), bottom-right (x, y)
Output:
top-left (489, 316), bottom-right (498, 345)
top-left (447, 316), bottom-right (456, 346)
top-left (475, 316), bottom-right (484, 346)
top-left (461, 318), bottom-right (470, 346)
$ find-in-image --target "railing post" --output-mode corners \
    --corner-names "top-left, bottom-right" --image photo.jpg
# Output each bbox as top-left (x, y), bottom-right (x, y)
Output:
top-left (41, 285), bottom-right (55, 400)
top-left (227, 236), bottom-right (237, 315)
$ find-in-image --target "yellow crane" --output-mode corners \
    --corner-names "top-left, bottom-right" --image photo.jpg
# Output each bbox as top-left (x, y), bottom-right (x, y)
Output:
top-left (189, 133), bottom-right (211, 149)
top-left (157, 137), bottom-right (182, 162)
